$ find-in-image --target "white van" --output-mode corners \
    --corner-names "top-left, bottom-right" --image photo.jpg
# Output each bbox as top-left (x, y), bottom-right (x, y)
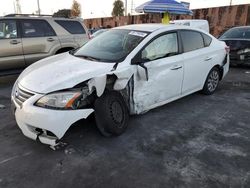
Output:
top-left (170, 19), bottom-right (209, 33)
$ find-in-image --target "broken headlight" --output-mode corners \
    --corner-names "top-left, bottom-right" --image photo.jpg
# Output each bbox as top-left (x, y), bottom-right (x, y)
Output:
top-left (35, 91), bottom-right (83, 110)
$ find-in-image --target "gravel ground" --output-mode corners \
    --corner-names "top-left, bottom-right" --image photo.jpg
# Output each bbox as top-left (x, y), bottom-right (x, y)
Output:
top-left (0, 67), bottom-right (249, 188)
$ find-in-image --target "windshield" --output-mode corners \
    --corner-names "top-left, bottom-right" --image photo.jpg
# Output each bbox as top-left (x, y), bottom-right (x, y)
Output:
top-left (220, 27), bottom-right (250, 39)
top-left (74, 29), bottom-right (148, 63)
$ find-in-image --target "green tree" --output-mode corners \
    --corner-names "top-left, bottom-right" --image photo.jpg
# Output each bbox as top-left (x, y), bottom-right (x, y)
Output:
top-left (53, 9), bottom-right (71, 18)
top-left (112, 0), bottom-right (124, 17)
top-left (71, 0), bottom-right (81, 17)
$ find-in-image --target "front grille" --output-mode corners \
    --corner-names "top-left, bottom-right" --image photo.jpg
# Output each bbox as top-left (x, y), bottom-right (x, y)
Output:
top-left (14, 85), bottom-right (34, 107)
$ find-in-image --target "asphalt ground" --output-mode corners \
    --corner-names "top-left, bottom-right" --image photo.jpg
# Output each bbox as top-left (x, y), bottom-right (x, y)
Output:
top-left (0, 67), bottom-right (250, 188)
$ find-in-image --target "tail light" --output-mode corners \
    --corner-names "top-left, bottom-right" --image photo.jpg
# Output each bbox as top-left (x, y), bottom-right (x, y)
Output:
top-left (225, 45), bottom-right (230, 53)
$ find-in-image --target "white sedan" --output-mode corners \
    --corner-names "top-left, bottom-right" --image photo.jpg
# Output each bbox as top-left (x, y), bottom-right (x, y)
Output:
top-left (11, 24), bottom-right (229, 147)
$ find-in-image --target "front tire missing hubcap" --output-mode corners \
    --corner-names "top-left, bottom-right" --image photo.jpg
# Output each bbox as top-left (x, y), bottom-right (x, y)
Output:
top-left (94, 91), bottom-right (129, 137)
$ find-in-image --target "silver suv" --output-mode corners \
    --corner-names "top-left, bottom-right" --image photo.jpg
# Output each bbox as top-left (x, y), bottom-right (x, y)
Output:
top-left (0, 14), bottom-right (89, 75)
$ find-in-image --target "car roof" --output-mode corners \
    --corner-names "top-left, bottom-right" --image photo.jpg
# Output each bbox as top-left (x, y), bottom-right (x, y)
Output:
top-left (0, 16), bottom-right (83, 22)
top-left (114, 23), bottom-right (204, 33)
top-left (229, 26), bottom-right (250, 29)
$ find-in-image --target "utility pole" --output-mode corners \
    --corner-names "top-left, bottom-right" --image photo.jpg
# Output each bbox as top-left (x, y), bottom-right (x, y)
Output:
top-left (16, 0), bottom-right (22, 14)
top-left (13, 1), bottom-right (16, 13)
top-left (124, 0), bottom-right (127, 16)
top-left (37, 0), bottom-right (41, 15)
top-left (131, 0), bottom-right (134, 15)
top-left (230, 0), bottom-right (232, 6)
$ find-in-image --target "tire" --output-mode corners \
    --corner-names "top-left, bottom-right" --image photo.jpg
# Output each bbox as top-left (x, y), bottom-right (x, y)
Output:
top-left (202, 67), bottom-right (220, 95)
top-left (94, 91), bottom-right (129, 137)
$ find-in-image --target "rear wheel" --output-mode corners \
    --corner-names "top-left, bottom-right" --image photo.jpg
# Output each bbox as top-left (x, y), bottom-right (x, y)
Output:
top-left (202, 67), bottom-right (220, 95)
top-left (94, 91), bottom-right (129, 137)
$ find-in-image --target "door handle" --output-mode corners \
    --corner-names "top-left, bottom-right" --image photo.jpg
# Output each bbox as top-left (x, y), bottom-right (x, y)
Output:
top-left (204, 57), bottom-right (212, 61)
top-left (171, 65), bottom-right (182, 70)
top-left (10, 40), bottom-right (21, 45)
top-left (47, 38), bottom-right (55, 42)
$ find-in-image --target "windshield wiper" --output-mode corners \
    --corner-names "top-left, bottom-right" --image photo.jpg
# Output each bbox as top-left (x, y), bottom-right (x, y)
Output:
top-left (75, 55), bottom-right (102, 62)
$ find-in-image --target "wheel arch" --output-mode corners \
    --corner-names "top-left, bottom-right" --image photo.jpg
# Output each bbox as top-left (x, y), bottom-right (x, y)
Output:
top-left (212, 64), bottom-right (224, 80)
top-left (55, 47), bottom-right (75, 54)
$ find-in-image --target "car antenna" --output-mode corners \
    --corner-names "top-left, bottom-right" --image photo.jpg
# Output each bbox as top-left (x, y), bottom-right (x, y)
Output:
top-left (111, 62), bottom-right (119, 71)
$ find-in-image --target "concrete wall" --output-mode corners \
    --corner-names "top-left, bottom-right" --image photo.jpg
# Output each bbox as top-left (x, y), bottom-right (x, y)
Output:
top-left (84, 4), bottom-right (250, 37)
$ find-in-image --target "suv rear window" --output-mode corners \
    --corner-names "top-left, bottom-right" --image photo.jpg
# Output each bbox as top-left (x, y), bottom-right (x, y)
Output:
top-left (55, 20), bottom-right (86, 34)
top-left (180, 30), bottom-right (204, 52)
top-left (21, 20), bottom-right (56, 38)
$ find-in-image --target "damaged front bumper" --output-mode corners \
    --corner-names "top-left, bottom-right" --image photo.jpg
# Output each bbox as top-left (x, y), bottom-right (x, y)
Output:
top-left (11, 88), bottom-right (94, 147)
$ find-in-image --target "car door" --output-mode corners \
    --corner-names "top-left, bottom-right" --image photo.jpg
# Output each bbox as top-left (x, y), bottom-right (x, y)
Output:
top-left (180, 30), bottom-right (214, 94)
top-left (20, 19), bottom-right (61, 66)
top-left (132, 32), bottom-right (184, 113)
top-left (0, 19), bottom-right (25, 71)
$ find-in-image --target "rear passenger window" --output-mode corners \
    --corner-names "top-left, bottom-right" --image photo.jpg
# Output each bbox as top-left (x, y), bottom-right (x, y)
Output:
top-left (180, 31), bottom-right (204, 52)
top-left (55, 20), bottom-right (86, 34)
top-left (21, 20), bottom-right (56, 38)
top-left (202, 33), bottom-right (212, 47)
top-left (0, 20), bottom-right (17, 39)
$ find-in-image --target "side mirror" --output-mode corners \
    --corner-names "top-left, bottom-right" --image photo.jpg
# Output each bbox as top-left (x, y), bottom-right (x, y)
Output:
top-left (131, 54), bottom-right (149, 81)
top-left (131, 54), bottom-right (142, 65)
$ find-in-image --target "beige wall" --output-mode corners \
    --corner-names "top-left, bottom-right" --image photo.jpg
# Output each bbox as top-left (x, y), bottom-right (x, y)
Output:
top-left (84, 4), bottom-right (250, 37)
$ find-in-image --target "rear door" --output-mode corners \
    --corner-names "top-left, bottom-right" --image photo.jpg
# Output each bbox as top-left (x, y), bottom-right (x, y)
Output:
top-left (20, 19), bottom-right (61, 66)
top-left (0, 19), bottom-right (25, 70)
top-left (180, 30), bottom-right (214, 94)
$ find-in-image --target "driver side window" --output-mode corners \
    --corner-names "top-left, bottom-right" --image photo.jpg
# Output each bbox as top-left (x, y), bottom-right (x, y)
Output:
top-left (141, 32), bottom-right (178, 61)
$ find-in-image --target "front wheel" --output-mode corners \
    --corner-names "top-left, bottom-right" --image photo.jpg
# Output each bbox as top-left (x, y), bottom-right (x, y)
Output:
top-left (94, 91), bottom-right (129, 137)
top-left (202, 67), bottom-right (220, 95)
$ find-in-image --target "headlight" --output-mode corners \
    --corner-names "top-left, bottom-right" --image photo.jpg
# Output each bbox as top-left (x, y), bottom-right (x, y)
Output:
top-left (36, 91), bottom-right (82, 110)
top-left (237, 48), bottom-right (250, 54)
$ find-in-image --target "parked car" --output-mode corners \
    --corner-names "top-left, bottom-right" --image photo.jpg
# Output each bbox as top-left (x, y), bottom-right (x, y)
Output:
top-left (0, 14), bottom-right (89, 75)
top-left (11, 24), bottom-right (229, 147)
top-left (88, 28), bottom-right (99, 35)
top-left (219, 26), bottom-right (250, 66)
top-left (90, 29), bottom-right (109, 38)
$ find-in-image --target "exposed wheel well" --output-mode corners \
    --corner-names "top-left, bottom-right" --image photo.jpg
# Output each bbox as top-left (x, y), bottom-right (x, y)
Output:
top-left (55, 47), bottom-right (75, 54)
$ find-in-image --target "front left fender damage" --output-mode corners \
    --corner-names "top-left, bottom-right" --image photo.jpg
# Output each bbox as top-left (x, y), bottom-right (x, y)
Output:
top-left (86, 67), bottom-right (135, 96)
top-left (15, 67), bottom-right (137, 148)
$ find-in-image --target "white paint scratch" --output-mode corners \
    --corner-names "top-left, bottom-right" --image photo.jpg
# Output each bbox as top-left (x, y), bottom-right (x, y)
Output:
top-left (0, 152), bottom-right (32, 165)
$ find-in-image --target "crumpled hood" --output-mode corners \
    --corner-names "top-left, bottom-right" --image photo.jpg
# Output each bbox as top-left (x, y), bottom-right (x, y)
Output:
top-left (18, 53), bottom-right (115, 93)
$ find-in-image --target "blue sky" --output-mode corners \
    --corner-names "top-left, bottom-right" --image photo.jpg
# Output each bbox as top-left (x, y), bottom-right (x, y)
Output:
top-left (0, 0), bottom-right (249, 18)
